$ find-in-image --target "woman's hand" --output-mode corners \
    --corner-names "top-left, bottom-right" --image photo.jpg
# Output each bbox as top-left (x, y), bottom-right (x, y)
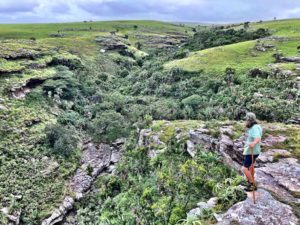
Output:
top-left (249, 142), bottom-right (256, 148)
top-left (249, 137), bottom-right (260, 148)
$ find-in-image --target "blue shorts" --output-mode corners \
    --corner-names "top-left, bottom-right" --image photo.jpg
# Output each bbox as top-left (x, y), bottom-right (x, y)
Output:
top-left (243, 154), bottom-right (259, 168)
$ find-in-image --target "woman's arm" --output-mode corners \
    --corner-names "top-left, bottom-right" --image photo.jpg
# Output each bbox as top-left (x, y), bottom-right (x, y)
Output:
top-left (249, 137), bottom-right (260, 148)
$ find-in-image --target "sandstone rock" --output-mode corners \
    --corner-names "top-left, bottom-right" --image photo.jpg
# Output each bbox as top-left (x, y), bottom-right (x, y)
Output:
top-left (147, 149), bottom-right (158, 158)
top-left (41, 161), bottom-right (59, 176)
top-left (95, 36), bottom-right (128, 51)
top-left (277, 56), bottom-right (300, 63)
top-left (138, 129), bottom-right (152, 146)
top-left (1, 207), bottom-right (9, 214)
top-left (111, 149), bottom-right (121, 163)
top-left (0, 104), bottom-right (7, 110)
top-left (112, 138), bottom-right (125, 147)
top-left (107, 165), bottom-right (116, 174)
top-left (220, 126), bottom-right (234, 136)
top-left (186, 140), bottom-right (196, 157)
top-left (262, 134), bottom-right (287, 147)
top-left (216, 189), bottom-right (299, 225)
top-left (256, 158), bottom-right (300, 201)
top-left (43, 141), bottom-right (118, 225)
top-left (41, 197), bottom-right (74, 225)
top-left (187, 197), bottom-right (218, 218)
top-left (81, 143), bottom-right (112, 176)
top-left (69, 169), bottom-right (93, 195)
top-left (258, 149), bottom-right (292, 163)
top-left (189, 129), bottom-right (218, 150)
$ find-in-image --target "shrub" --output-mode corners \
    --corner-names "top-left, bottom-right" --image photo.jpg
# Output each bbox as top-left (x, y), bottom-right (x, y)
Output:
top-left (89, 110), bottom-right (128, 143)
top-left (45, 124), bottom-right (80, 157)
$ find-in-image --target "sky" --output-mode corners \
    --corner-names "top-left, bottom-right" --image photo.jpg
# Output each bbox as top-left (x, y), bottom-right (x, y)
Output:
top-left (0, 0), bottom-right (299, 24)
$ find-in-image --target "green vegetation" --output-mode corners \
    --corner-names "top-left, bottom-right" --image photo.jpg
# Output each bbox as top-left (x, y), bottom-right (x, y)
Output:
top-left (75, 138), bottom-right (245, 225)
top-left (165, 19), bottom-right (300, 74)
top-left (0, 18), bottom-right (299, 224)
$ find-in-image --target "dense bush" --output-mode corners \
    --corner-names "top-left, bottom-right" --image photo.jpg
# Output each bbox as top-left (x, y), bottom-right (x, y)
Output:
top-left (186, 28), bottom-right (270, 51)
top-left (45, 124), bottom-right (80, 157)
top-left (75, 138), bottom-right (245, 225)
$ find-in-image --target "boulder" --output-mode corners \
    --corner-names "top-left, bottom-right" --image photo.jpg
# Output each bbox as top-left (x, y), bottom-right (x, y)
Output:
top-left (277, 56), bottom-right (300, 63)
top-left (216, 189), bottom-right (299, 225)
top-left (186, 140), bottom-right (196, 157)
top-left (187, 197), bottom-right (218, 218)
top-left (257, 149), bottom-right (292, 163)
top-left (0, 104), bottom-right (7, 110)
top-left (262, 134), bottom-right (287, 147)
top-left (41, 197), bottom-right (74, 225)
top-left (256, 158), bottom-right (300, 201)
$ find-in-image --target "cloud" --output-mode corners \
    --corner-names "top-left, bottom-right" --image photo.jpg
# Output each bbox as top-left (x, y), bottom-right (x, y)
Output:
top-left (0, 0), bottom-right (299, 23)
top-left (0, 0), bottom-right (38, 13)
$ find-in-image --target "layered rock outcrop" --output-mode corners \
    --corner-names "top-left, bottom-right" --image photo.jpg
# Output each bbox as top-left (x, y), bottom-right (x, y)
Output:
top-left (41, 139), bottom-right (123, 225)
top-left (139, 121), bottom-right (300, 224)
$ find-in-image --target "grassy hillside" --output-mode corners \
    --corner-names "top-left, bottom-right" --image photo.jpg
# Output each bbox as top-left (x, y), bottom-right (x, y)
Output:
top-left (0, 20), bottom-right (190, 56)
top-left (165, 19), bottom-right (300, 73)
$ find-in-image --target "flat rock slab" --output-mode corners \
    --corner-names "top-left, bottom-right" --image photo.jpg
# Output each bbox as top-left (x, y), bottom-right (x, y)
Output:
top-left (256, 158), bottom-right (300, 200)
top-left (217, 189), bottom-right (299, 225)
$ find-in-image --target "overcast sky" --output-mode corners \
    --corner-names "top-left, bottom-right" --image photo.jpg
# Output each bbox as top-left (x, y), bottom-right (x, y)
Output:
top-left (0, 0), bottom-right (299, 24)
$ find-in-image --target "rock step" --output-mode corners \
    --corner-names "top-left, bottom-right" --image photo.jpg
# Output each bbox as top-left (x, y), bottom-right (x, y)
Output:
top-left (216, 189), bottom-right (299, 225)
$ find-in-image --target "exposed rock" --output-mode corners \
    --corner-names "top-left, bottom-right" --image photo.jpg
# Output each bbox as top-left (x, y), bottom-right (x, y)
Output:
top-left (40, 160), bottom-right (59, 176)
top-left (0, 104), bottom-right (8, 110)
top-left (9, 78), bottom-right (48, 99)
top-left (256, 158), bottom-right (300, 201)
top-left (277, 56), bottom-right (300, 63)
top-left (95, 36), bottom-right (128, 51)
top-left (258, 149), bottom-right (292, 163)
top-left (1, 207), bottom-right (9, 214)
top-left (41, 197), bottom-right (74, 225)
top-left (216, 189), bottom-right (299, 225)
top-left (220, 126), bottom-right (234, 136)
top-left (111, 149), bottom-right (121, 163)
top-left (112, 138), bottom-right (125, 147)
top-left (42, 140), bottom-right (123, 225)
top-left (138, 128), bottom-right (152, 146)
top-left (69, 169), bottom-right (93, 196)
top-left (189, 129), bottom-right (218, 150)
top-left (262, 134), bottom-right (287, 147)
top-left (187, 197), bottom-right (218, 218)
top-left (133, 34), bottom-right (188, 49)
top-left (24, 118), bottom-right (41, 127)
top-left (186, 140), bottom-right (196, 157)
top-left (7, 211), bottom-right (21, 225)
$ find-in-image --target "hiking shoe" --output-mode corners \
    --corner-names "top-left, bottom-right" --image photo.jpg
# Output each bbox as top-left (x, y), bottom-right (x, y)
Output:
top-left (244, 182), bottom-right (257, 192)
top-left (239, 179), bottom-right (250, 186)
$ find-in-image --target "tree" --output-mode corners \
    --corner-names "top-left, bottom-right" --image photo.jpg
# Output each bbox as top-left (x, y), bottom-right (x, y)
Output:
top-left (243, 21), bottom-right (250, 29)
top-left (135, 42), bottom-right (142, 50)
top-left (224, 67), bottom-right (236, 86)
top-left (45, 124), bottom-right (79, 157)
top-left (90, 111), bottom-right (128, 143)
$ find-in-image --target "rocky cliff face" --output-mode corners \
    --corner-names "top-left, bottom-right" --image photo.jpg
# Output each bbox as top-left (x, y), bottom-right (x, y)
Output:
top-left (139, 120), bottom-right (300, 224)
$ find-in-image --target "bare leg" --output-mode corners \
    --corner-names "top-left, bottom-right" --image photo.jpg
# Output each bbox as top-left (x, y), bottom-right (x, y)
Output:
top-left (241, 166), bottom-right (254, 183)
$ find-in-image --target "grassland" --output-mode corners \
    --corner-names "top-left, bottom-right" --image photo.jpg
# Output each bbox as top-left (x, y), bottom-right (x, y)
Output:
top-left (165, 19), bottom-right (300, 74)
top-left (0, 20), bottom-right (191, 56)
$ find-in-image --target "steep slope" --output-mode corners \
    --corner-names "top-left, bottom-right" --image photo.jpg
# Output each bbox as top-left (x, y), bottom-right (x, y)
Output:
top-left (138, 120), bottom-right (300, 224)
top-left (0, 21), bottom-right (192, 224)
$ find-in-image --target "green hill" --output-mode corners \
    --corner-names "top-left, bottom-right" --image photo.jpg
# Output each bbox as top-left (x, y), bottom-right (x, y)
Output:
top-left (165, 19), bottom-right (300, 73)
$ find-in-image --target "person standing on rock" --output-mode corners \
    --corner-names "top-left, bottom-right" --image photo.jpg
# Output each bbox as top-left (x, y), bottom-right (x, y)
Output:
top-left (241, 112), bottom-right (263, 192)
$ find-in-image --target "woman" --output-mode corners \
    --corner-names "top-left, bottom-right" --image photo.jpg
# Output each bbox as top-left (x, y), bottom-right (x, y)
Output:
top-left (241, 112), bottom-right (262, 192)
